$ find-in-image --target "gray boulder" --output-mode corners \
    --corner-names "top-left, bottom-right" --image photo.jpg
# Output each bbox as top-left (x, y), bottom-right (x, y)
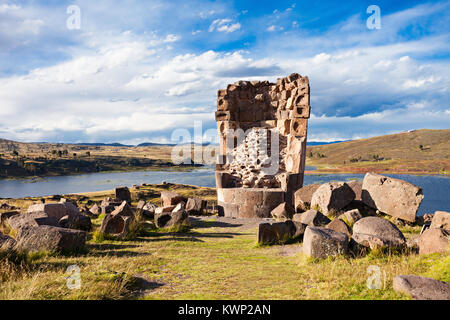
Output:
top-left (326, 218), bottom-right (352, 237)
top-left (16, 225), bottom-right (86, 253)
top-left (361, 173), bottom-right (423, 222)
top-left (294, 184), bottom-right (320, 212)
top-left (115, 186), bottom-right (131, 203)
top-left (352, 216), bottom-right (406, 249)
top-left (111, 201), bottom-right (134, 217)
top-left (8, 212), bottom-right (59, 232)
top-left (185, 198), bottom-right (207, 215)
top-left (155, 210), bottom-right (188, 229)
top-left (340, 209), bottom-right (362, 225)
top-left (160, 191), bottom-right (186, 207)
top-left (257, 221), bottom-right (298, 245)
top-left (100, 214), bottom-right (132, 238)
top-left (303, 226), bottom-right (349, 258)
top-left (59, 214), bottom-right (92, 231)
top-left (271, 202), bottom-right (295, 220)
top-left (430, 211), bottom-right (450, 231)
top-left (310, 182), bottom-right (355, 216)
top-left (27, 203), bottom-right (79, 221)
top-left (393, 275), bottom-right (450, 300)
top-left (293, 209), bottom-right (331, 227)
top-left (418, 228), bottom-right (449, 255)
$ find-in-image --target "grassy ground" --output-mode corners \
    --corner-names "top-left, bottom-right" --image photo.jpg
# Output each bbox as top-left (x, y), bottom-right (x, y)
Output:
top-left (1, 184), bottom-right (448, 300)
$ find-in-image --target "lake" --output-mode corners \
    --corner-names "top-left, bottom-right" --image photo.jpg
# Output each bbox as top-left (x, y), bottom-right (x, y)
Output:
top-left (0, 168), bottom-right (448, 216)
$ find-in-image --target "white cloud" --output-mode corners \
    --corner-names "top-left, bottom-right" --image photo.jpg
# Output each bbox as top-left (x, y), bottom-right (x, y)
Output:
top-left (209, 19), bottom-right (241, 33)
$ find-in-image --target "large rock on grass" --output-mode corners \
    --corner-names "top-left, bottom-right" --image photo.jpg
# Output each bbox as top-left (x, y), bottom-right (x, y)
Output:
top-left (430, 211), bottom-right (450, 231)
top-left (310, 182), bottom-right (355, 216)
top-left (393, 275), bottom-right (450, 300)
top-left (293, 209), bottom-right (331, 227)
top-left (8, 212), bottom-right (59, 232)
top-left (16, 226), bottom-right (86, 253)
top-left (100, 214), bottom-right (132, 238)
top-left (185, 198), bottom-right (207, 215)
top-left (303, 226), bottom-right (349, 258)
top-left (418, 228), bottom-right (449, 255)
top-left (352, 217), bottom-right (406, 249)
top-left (27, 203), bottom-right (79, 221)
top-left (361, 173), bottom-right (423, 222)
top-left (59, 214), bottom-right (92, 231)
top-left (294, 184), bottom-right (320, 212)
top-left (340, 209), bottom-right (362, 225)
top-left (111, 201), bottom-right (134, 217)
top-left (160, 191), bottom-right (186, 207)
top-left (257, 221), bottom-right (299, 245)
top-left (115, 186), bottom-right (131, 203)
top-left (155, 210), bottom-right (188, 229)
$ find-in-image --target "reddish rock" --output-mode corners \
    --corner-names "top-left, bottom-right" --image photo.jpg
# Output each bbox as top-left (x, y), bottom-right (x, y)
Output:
top-left (326, 218), bottom-right (352, 238)
top-left (161, 191), bottom-right (186, 207)
top-left (393, 275), bottom-right (450, 300)
top-left (310, 182), bottom-right (355, 216)
top-left (418, 228), bottom-right (449, 255)
top-left (294, 184), bottom-right (320, 212)
top-left (430, 211), bottom-right (450, 231)
top-left (271, 202), bottom-right (295, 220)
top-left (303, 226), bottom-right (349, 258)
top-left (352, 217), bottom-right (406, 249)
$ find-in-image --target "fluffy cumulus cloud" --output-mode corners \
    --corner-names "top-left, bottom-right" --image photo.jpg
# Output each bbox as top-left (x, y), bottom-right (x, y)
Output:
top-left (0, 0), bottom-right (448, 144)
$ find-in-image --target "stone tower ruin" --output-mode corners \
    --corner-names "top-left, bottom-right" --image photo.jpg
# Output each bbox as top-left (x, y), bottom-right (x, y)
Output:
top-left (215, 73), bottom-right (311, 218)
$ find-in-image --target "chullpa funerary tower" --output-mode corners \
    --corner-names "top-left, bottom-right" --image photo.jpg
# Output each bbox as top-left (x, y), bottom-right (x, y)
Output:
top-left (215, 73), bottom-right (311, 218)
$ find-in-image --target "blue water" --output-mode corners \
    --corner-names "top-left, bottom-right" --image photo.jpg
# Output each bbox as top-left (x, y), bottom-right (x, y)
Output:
top-left (0, 168), bottom-right (448, 216)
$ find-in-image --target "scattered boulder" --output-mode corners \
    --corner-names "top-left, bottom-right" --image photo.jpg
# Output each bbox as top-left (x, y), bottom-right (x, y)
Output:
top-left (326, 219), bottom-right (352, 237)
top-left (294, 184), bottom-right (320, 212)
top-left (418, 228), bottom-right (449, 255)
top-left (393, 275), bottom-right (450, 300)
top-left (100, 214), bottom-right (132, 238)
top-left (257, 221), bottom-right (298, 245)
top-left (16, 226), bottom-right (86, 253)
top-left (8, 212), bottom-right (59, 232)
top-left (271, 202), bottom-right (295, 220)
top-left (293, 209), bottom-right (331, 227)
top-left (303, 226), bottom-right (349, 258)
top-left (115, 186), bottom-right (131, 203)
top-left (352, 217), bottom-right (406, 249)
top-left (172, 202), bottom-right (185, 213)
top-left (430, 211), bottom-right (450, 231)
top-left (185, 198), bottom-right (207, 215)
top-left (0, 211), bottom-right (19, 224)
top-left (59, 214), bottom-right (92, 231)
top-left (361, 173), bottom-right (424, 222)
top-left (111, 201), bottom-right (134, 217)
top-left (160, 191), bottom-right (186, 207)
top-left (310, 182), bottom-right (355, 216)
top-left (155, 210), bottom-right (189, 229)
top-left (27, 203), bottom-right (79, 221)
top-left (340, 209), bottom-right (362, 225)
top-left (155, 206), bottom-right (176, 214)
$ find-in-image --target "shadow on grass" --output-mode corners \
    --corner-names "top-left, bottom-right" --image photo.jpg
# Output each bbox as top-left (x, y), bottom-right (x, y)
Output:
top-left (189, 218), bottom-right (243, 229)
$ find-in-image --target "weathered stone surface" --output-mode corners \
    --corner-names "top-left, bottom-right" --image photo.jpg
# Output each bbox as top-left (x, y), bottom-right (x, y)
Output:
top-left (111, 201), bottom-right (134, 217)
top-left (0, 211), bottom-right (19, 224)
top-left (326, 218), bottom-right (352, 237)
top-left (155, 211), bottom-right (189, 228)
top-left (185, 198), bottom-right (207, 215)
top-left (161, 191), bottom-right (186, 207)
top-left (347, 180), bottom-right (362, 201)
top-left (352, 217), bottom-right (406, 249)
top-left (16, 226), bottom-right (86, 252)
top-left (59, 214), bottom-right (92, 231)
top-left (293, 209), bottom-right (331, 227)
top-left (361, 173), bottom-right (424, 222)
top-left (310, 182), bottom-right (355, 216)
top-left (303, 226), bottom-right (349, 258)
top-left (8, 212), bottom-right (59, 231)
top-left (138, 202), bottom-right (156, 218)
top-left (341, 209), bottom-right (362, 225)
top-left (294, 184), bottom-right (320, 212)
top-left (271, 202), bottom-right (295, 220)
top-left (418, 228), bottom-right (449, 255)
top-left (257, 221), bottom-right (297, 245)
top-left (27, 203), bottom-right (79, 221)
top-left (100, 214), bottom-right (132, 237)
top-left (393, 275), bottom-right (450, 300)
top-left (430, 211), bottom-right (450, 231)
top-left (155, 206), bottom-right (176, 214)
top-left (137, 200), bottom-right (146, 210)
top-left (172, 202), bottom-right (185, 213)
top-left (115, 186), bottom-right (131, 203)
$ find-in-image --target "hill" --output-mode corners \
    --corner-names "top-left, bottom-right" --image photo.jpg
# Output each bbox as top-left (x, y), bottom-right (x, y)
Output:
top-left (306, 129), bottom-right (450, 175)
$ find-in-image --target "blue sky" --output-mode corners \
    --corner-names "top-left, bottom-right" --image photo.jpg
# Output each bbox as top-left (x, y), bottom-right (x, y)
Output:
top-left (0, 0), bottom-right (448, 144)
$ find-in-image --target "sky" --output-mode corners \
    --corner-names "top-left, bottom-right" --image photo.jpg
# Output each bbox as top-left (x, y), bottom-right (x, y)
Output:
top-left (0, 0), bottom-right (449, 145)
